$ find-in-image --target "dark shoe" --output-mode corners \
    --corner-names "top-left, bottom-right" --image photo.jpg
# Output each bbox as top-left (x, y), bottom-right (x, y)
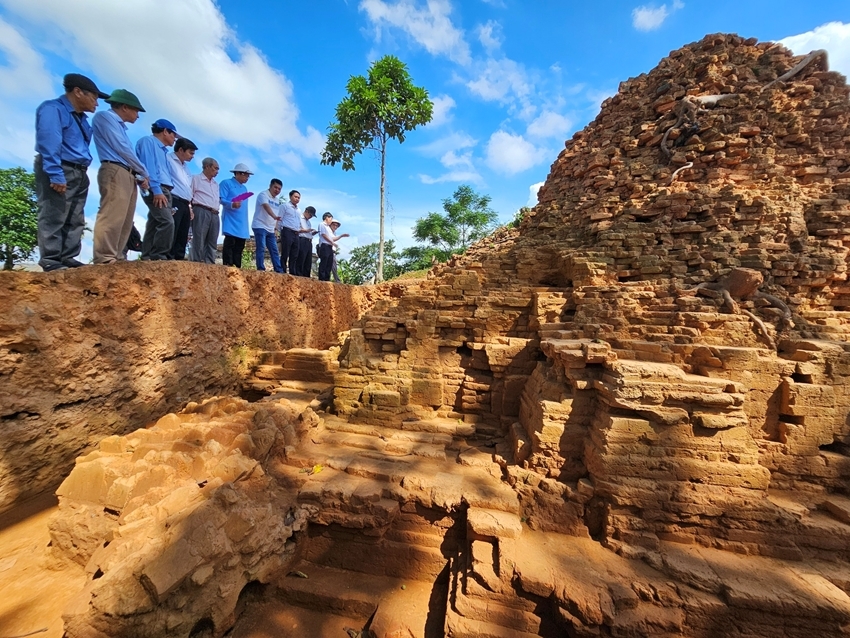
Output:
top-left (62, 259), bottom-right (87, 268)
top-left (44, 264), bottom-right (68, 272)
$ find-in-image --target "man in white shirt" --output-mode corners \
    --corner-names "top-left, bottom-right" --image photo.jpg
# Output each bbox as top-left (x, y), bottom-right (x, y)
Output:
top-left (329, 220), bottom-right (349, 283)
top-left (278, 189), bottom-right (302, 275)
top-left (189, 157), bottom-right (220, 264)
top-left (318, 212), bottom-right (340, 281)
top-left (251, 178), bottom-right (284, 272)
top-left (167, 137), bottom-right (197, 260)
top-left (296, 206), bottom-right (318, 277)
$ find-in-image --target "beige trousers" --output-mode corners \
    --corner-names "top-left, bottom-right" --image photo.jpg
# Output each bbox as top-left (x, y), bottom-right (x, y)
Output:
top-left (93, 163), bottom-right (138, 264)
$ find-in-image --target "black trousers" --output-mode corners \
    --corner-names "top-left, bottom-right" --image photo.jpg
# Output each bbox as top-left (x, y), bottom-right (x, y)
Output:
top-left (222, 235), bottom-right (246, 267)
top-left (170, 196), bottom-right (191, 260)
top-left (278, 228), bottom-right (300, 274)
top-left (141, 186), bottom-right (174, 261)
top-left (297, 237), bottom-right (313, 276)
top-left (318, 243), bottom-right (334, 281)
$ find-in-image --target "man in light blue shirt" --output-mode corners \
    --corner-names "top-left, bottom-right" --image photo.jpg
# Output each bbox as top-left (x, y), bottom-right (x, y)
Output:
top-left (34, 73), bottom-right (108, 271)
top-left (91, 89), bottom-right (149, 264)
top-left (278, 190), bottom-right (302, 275)
top-left (136, 118), bottom-right (179, 261)
top-left (219, 163), bottom-right (252, 268)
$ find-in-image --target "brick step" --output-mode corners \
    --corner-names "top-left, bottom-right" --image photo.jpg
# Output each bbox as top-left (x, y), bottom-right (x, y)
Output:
top-left (322, 415), bottom-right (455, 448)
top-left (397, 417), bottom-right (476, 437)
top-left (445, 608), bottom-right (540, 638)
top-left (315, 430), bottom-right (448, 461)
top-left (252, 363), bottom-right (335, 384)
top-left (272, 560), bottom-right (388, 618)
top-left (284, 441), bottom-right (519, 515)
top-left (284, 441), bottom-right (418, 482)
top-left (537, 321), bottom-right (573, 332)
top-left (302, 531), bottom-right (449, 580)
top-left (229, 599), bottom-right (367, 638)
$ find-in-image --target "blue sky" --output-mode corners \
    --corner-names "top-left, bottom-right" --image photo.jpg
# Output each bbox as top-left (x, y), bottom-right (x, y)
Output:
top-left (0, 0), bottom-right (848, 263)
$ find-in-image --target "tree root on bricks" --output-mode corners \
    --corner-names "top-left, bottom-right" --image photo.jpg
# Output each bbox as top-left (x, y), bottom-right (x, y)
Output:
top-left (692, 279), bottom-right (795, 351)
top-left (763, 49), bottom-right (828, 91)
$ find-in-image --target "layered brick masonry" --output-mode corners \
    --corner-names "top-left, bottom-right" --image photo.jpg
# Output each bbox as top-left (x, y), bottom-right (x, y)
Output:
top-left (323, 32), bottom-right (850, 633)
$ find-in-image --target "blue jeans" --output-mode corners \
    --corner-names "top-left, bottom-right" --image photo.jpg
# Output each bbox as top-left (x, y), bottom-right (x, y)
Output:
top-left (253, 228), bottom-right (283, 272)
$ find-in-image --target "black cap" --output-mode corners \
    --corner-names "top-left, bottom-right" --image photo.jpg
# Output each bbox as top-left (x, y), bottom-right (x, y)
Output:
top-left (63, 73), bottom-right (109, 99)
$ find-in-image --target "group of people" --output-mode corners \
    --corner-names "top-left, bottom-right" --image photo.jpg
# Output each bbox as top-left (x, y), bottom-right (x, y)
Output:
top-left (33, 73), bottom-right (348, 281)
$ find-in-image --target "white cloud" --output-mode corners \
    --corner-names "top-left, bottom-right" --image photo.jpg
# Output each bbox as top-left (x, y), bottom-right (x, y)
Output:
top-left (0, 18), bottom-right (53, 98)
top-left (485, 130), bottom-right (547, 175)
top-left (0, 0), bottom-right (322, 169)
top-left (418, 169), bottom-right (482, 185)
top-left (779, 21), bottom-right (850, 79)
top-left (416, 131), bottom-right (482, 184)
top-left (415, 131), bottom-right (477, 157)
top-left (527, 181), bottom-right (543, 207)
top-left (466, 57), bottom-right (532, 104)
top-left (631, 1), bottom-right (683, 32)
top-left (0, 18), bottom-right (55, 164)
top-left (526, 110), bottom-right (573, 140)
top-left (359, 0), bottom-right (471, 65)
top-left (476, 20), bottom-right (503, 52)
top-left (429, 94), bottom-right (456, 127)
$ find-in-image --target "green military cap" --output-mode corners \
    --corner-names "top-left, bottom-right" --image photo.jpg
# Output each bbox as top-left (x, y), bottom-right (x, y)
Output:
top-left (106, 89), bottom-right (146, 112)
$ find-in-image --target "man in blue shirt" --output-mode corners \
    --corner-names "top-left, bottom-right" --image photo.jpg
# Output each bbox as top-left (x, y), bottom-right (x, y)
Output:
top-left (34, 73), bottom-right (108, 271)
top-left (91, 89), bottom-right (149, 264)
top-left (219, 163), bottom-right (252, 268)
top-left (136, 118), bottom-right (179, 261)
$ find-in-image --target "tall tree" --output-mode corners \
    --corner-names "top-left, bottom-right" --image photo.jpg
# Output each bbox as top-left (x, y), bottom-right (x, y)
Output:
top-left (412, 184), bottom-right (499, 260)
top-left (0, 167), bottom-right (38, 271)
top-left (321, 55), bottom-right (432, 282)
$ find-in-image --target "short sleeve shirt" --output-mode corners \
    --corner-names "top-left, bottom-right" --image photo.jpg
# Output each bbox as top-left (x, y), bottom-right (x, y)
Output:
top-left (252, 190), bottom-right (280, 232)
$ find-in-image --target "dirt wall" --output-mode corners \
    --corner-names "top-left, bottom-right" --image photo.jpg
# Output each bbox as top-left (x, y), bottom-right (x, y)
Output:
top-left (0, 261), bottom-right (399, 512)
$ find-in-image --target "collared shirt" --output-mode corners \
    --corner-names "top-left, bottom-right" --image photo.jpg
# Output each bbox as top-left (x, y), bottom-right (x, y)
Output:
top-left (219, 177), bottom-right (249, 239)
top-left (191, 173), bottom-right (219, 210)
top-left (35, 95), bottom-right (93, 184)
top-left (279, 200), bottom-right (301, 232)
top-left (318, 221), bottom-right (336, 246)
top-left (167, 152), bottom-right (192, 201)
top-left (136, 135), bottom-right (172, 195)
top-left (252, 190), bottom-right (280, 233)
top-left (299, 214), bottom-right (314, 241)
top-left (92, 109), bottom-right (148, 177)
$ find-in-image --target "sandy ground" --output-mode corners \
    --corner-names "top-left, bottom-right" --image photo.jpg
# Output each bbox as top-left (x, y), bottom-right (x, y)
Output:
top-left (0, 493), bottom-right (86, 638)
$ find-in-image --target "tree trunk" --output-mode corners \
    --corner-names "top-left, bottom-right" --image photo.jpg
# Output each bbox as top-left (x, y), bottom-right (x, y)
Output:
top-left (2, 246), bottom-right (13, 271)
top-left (377, 139), bottom-right (386, 283)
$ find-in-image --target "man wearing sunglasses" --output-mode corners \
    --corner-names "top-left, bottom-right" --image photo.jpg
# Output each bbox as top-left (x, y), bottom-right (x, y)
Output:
top-left (34, 73), bottom-right (108, 271)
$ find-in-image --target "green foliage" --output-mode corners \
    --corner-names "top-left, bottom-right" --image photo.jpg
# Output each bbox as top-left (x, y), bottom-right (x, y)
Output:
top-left (0, 167), bottom-right (38, 270)
top-left (321, 55), bottom-right (432, 282)
top-left (241, 246), bottom-right (256, 270)
top-left (338, 240), bottom-right (404, 285)
top-left (512, 206), bottom-right (530, 228)
top-left (321, 56), bottom-right (433, 171)
top-left (398, 245), bottom-right (446, 271)
top-left (412, 184), bottom-right (499, 258)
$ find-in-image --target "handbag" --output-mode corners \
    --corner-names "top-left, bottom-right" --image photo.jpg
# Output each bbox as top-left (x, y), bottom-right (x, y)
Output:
top-left (126, 225), bottom-right (142, 252)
